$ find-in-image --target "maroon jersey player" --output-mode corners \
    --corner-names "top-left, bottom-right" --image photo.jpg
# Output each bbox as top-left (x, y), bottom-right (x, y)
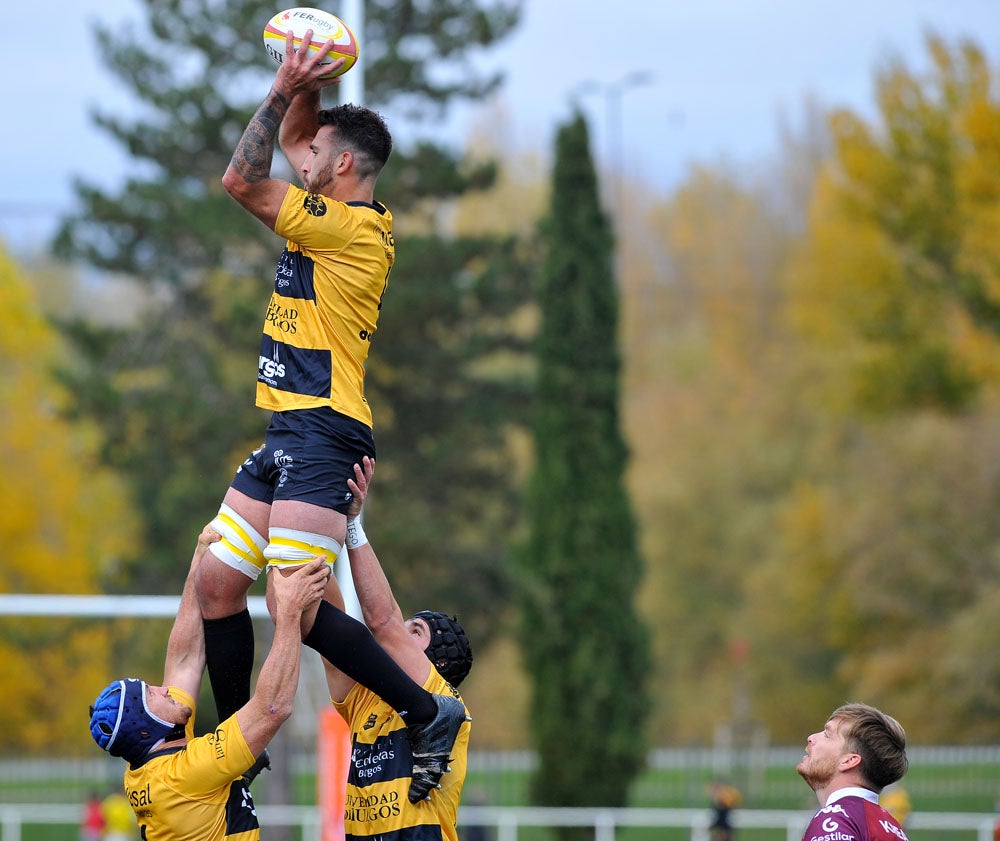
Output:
top-left (797, 704), bottom-right (909, 841)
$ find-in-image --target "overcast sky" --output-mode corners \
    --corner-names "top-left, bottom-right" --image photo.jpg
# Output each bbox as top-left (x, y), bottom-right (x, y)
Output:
top-left (4, 0), bottom-right (1000, 253)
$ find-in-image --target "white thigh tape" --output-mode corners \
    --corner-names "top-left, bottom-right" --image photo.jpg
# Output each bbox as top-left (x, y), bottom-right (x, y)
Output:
top-left (264, 528), bottom-right (341, 568)
top-left (209, 504), bottom-right (268, 580)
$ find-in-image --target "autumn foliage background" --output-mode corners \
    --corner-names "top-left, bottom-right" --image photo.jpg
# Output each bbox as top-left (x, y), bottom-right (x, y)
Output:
top-left (4, 31), bottom-right (1000, 756)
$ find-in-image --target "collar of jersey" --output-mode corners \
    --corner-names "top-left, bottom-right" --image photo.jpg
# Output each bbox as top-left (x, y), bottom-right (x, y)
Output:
top-left (825, 786), bottom-right (879, 807)
top-left (128, 743), bottom-right (187, 771)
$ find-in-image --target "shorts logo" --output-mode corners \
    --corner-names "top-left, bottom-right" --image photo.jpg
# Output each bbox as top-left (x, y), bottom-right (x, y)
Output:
top-left (304, 193), bottom-right (328, 216)
top-left (241, 783), bottom-right (256, 815)
top-left (273, 449), bottom-right (294, 488)
top-left (238, 444), bottom-right (265, 474)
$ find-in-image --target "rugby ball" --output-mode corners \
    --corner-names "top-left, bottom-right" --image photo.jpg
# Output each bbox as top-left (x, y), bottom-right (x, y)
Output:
top-left (263, 8), bottom-right (359, 79)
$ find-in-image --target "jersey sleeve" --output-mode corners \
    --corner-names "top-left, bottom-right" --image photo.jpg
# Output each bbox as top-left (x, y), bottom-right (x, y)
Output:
top-left (275, 184), bottom-right (353, 250)
top-left (332, 681), bottom-right (366, 724)
top-left (166, 686), bottom-right (198, 741)
top-left (168, 714), bottom-right (256, 795)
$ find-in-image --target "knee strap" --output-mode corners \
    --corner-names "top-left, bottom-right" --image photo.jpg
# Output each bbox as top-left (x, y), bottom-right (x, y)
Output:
top-left (264, 528), bottom-right (340, 570)
top-left (208, 504), bottom-right (267, 580)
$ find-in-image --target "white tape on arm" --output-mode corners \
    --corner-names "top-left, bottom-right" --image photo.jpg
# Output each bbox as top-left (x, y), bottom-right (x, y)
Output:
top-left (345, 517), bottom-right (368, 550)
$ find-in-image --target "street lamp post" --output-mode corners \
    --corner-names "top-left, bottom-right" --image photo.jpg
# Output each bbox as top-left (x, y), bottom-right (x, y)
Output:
top-left (604, 71), bottom-right (654, 214)
top-left (575, 71), bottom-right (654, 215)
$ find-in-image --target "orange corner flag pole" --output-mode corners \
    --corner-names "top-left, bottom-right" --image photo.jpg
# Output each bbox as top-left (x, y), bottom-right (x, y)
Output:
top-left (318, 707), bottom-right (352, 841)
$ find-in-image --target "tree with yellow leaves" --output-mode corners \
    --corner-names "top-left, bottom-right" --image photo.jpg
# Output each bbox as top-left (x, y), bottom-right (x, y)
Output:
top-left (787, 35), bottom-right (1000, 414)
top-left (0, 249), bottom-right (139, 753)
top-left (755, 34), bottom-right (1000, 740)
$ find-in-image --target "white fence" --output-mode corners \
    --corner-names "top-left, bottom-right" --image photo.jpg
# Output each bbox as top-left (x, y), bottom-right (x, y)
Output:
top-left (2, 749), bottom-right (998, 840)
top-left (0, 804), bottom-right (996, 841)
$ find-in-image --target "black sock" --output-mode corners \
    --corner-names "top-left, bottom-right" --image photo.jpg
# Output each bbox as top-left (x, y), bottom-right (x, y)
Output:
top-left (304, 600), bottom-right (436, 724)
top-left (203, 609), bottom-right (254, 721)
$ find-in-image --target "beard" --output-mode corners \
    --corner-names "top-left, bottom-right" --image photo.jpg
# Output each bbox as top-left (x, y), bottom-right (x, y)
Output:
top-left (303, 162), bottom-right (336, 194)
top-left (797, 752), bottom-right (838, 791)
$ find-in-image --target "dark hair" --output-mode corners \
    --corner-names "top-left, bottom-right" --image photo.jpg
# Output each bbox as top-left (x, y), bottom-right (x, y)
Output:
top-left (831, 703), bottom-right (908, 791)
top-left (413, 611), bottom-right (474, 687)
top-left (317, 104), bottom-right (392, 180)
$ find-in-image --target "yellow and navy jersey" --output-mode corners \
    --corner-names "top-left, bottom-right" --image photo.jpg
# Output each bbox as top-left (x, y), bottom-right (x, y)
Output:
top-left (333, 671), bottom-right (470, 841)
top-left (257, 184), bottom-right (395, 426)
top-left (122, 687), bottom-right (259, 841)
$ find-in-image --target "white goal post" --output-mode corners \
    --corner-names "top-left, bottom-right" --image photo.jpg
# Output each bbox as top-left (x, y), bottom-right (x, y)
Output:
top-left (0, 594), bottom-right (269, 618)
top-left (0, 592), bottom-right (340, 743)
top-left (0, 539), bottom-right (361, 620)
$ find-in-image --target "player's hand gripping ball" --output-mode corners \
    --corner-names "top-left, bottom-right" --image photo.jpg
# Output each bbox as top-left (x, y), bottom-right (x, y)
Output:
top-left (263, 7), bottom-right (359, 79)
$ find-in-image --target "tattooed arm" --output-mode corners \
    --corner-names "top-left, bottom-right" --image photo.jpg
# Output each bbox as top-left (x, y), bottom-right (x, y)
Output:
top-left (221, 28), bottom-right (343, 229)
top-left (279, 90), bottom-right (321, 181)
top-left (221, 87), bottom-right (295, 229)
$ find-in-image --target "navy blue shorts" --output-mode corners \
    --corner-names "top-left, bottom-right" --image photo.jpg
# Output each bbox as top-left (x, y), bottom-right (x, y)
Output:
top-left (230, 407), bottom-right (376, 514)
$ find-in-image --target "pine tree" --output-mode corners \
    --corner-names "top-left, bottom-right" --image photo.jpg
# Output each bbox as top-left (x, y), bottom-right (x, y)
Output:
top-left (519, 112), bottom-right (650, 815)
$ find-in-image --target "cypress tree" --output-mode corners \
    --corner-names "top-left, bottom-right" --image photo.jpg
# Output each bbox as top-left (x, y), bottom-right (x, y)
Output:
top-left (519, 111), bottom-right (650, 816)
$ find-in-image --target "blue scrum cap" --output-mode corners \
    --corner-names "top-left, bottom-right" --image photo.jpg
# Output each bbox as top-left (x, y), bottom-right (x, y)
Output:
top-left (89, 678), bottom-right (185, 764)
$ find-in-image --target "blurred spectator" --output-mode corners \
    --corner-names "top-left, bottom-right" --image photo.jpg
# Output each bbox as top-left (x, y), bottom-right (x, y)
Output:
top-left (708, 780), bottom-right (742, 841)
top-left (79, 791), bottom-right (105, 841)
top-left (880, 784), bottom-right (911, 828)
top-left (460, 787), bottom-right (492, 841)
top-left (102, 787), bottom-right (137, 841)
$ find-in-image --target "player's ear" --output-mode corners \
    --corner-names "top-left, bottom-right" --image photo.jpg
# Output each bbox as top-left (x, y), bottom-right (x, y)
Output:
top-left (840, 752), bottom-right (862, 772)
